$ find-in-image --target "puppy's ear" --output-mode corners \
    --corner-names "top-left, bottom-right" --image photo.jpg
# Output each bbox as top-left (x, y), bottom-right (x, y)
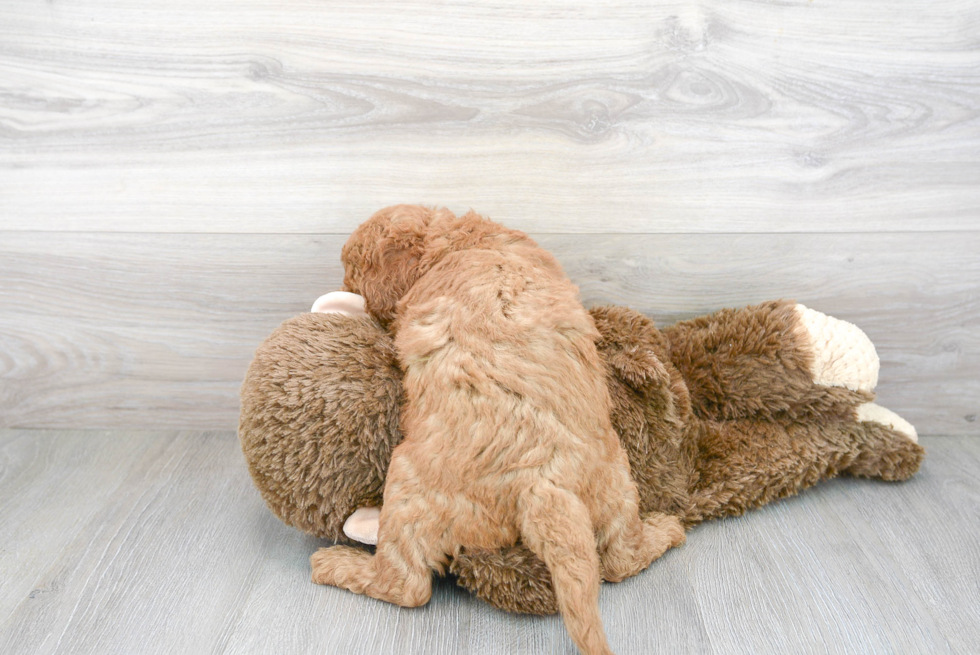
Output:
top-left (360, 242), bottom-right (425, 324)
top-left (343, 205), bottom-right (435, 325)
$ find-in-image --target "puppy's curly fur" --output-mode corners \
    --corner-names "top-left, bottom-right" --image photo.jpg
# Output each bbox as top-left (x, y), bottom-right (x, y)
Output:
top-left (310, 205), bottom-right (685, 655)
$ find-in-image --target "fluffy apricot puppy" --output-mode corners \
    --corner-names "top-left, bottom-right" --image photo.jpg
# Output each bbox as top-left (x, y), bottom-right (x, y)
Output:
top-left (309, 206), bottom-right (685, 655)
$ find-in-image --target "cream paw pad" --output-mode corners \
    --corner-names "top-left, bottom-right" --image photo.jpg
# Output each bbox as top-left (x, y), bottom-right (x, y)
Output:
top-left (795, 304), bottom-right (879, 393)
top-left (856, 403), bottom-right (918, 443)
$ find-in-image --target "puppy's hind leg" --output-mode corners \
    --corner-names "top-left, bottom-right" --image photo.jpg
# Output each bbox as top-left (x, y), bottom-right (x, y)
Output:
top-left (311, 501), bottom-right (437, 608)
top-left (520, 482), bottom-right (615, 655)
top-left (593, 465), bottom-right (685, 583)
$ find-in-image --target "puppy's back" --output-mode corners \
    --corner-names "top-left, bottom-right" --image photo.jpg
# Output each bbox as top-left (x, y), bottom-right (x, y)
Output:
top-left (395, 237), bottom-right (613, 491)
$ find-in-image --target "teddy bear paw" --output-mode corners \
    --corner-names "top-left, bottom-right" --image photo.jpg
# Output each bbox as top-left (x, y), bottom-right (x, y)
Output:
top-left (795, 304), bottom-right (879, 393)
top-left (856, 402), bottom-right (918, 443)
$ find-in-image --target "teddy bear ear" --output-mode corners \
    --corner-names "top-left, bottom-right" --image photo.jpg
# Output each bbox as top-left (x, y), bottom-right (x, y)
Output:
top-left (590, 305), bottom-right (672, 391)
top-left (311, 291), bottom-right (367, 315)
top-left (605, 347), bottom-right (671, 391)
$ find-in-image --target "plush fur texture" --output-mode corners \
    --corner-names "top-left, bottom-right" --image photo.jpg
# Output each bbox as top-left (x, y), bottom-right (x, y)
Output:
top-left (308, 205), bottom-right (684, 655)
top-left (239, 312), bottom-right (403, 541)
top-left (238, 210), bottom-right (925, 624)
top-left (240, 301), bottom-right (924, 616)
top-left (452, 302), bottom-right (924, 615)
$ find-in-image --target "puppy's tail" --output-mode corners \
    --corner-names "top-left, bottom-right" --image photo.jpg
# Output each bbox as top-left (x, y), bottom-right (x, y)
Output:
top-left (520, 482), bottom-right (614, 655)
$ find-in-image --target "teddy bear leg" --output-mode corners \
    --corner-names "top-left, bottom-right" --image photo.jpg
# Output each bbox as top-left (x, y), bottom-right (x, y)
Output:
top-left (343, 506), bottom-right (381, 545)
top-left (685, 418), bottom-right (853, 524)
top-left (663, 300), bottom-right (876, 421)
top-left (843, 403), bottom-right (924, 481)
top-left (685, 412), bottom-right (924, 525)
top-left (591, 464), bottom-right (685, 583)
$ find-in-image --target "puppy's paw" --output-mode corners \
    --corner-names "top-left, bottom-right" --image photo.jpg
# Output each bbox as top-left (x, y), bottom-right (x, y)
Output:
top-left (795, 304), bottom-right (879, 392)
top-left (311, 545), bottom-right (373, 587)
top-left (658, 514), bottom-right (687, 548)
top-left (311, 546), bottom-right (353, 585)
top-left (643, 513), bottom-right (687, 549)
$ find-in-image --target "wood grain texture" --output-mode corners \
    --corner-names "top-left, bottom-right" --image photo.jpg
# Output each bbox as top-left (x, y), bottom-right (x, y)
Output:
top-left (0, 430), bottom-right (158, 622)
top-left (1, 0), bottom-right (978, 233)
top-left (2, 231), bottom-right (977, 434)
top-left (683, 437), bottom-right (980, 654)
top-left (1, 430), bottom-right (977, 654)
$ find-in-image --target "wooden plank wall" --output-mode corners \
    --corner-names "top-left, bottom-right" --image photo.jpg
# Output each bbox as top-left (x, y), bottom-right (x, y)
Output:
top-left (1, 0), bottom-right (978, 434)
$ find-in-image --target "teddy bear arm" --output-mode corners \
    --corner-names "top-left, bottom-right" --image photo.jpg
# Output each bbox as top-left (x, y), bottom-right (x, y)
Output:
top-left (662, 300), bottom-right (874, 422)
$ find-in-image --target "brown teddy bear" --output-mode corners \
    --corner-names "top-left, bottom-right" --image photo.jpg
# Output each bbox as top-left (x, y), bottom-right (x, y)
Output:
top-left (239, 287), bottom-right (924, 616)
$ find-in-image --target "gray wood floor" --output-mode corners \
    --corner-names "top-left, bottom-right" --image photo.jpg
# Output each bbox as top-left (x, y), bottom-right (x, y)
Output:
top-left (2, 430), bottom-right (978, 655)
